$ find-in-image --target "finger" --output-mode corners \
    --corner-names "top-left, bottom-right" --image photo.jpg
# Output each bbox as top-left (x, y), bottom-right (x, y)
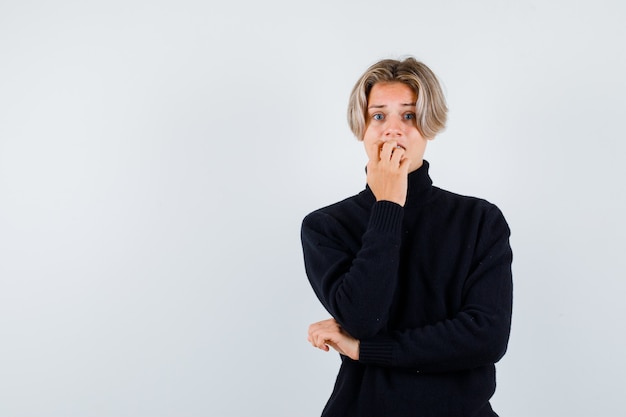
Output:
top-left (380, 141), bottom-right (397, 161)
top-left (318, 334), bottom-right (332, 350)
top-left (308, 318), bottom-right (341, 350)
top-left (325, 341), bottom-right (342, 355)
top-left (308, 323), bottom-right (321, 347)
top-left (365, 141), bottom-right (383, 163)
top-left (313, 329), bottom-right (335, 350)
top-left (390, 146), bottom-right (405, 164)
top-left (310, 328), bottom-right (327, 349)
top-left (370, 142), bottom-right (383, 161)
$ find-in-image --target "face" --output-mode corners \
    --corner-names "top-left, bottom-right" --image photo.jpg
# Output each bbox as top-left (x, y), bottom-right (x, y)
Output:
top-left (362, 82), bottom-right (430, 173)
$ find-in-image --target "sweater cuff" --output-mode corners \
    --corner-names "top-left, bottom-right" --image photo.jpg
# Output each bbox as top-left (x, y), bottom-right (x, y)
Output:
top-left (359, 335), bottom-right (394, 366)
top-left (368, 201), bottom-right (404, 234)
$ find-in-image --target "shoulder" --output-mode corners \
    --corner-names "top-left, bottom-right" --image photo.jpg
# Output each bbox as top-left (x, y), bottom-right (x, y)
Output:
top-left (433, 186), bottom-right (503, 211)
top-left (432, 186), bottom-right (510, 233)
top-left (302, 194), bottom-right (362, 231)
top-left (300, 192), bottom-right (374, 246)
top-left (302, 187), bottom-right (373, 223)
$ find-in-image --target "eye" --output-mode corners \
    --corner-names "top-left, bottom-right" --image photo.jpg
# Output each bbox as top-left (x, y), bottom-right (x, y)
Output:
top-left (371, 113), bottom-right (384, 121)
top-left (403, 112), bottom-right (416, 120)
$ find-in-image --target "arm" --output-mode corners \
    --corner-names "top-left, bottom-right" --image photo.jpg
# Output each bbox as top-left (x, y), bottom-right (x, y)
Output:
top-left (302, 141), bottom-right (410, 339)
top-left (301, 200), bottom-right (404, 339)
top-left (359, 207), bottom-right (513, 373)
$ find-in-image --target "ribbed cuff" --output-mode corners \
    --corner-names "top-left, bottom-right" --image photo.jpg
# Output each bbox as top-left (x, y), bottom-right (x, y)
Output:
top-left (359, 336), bottom-right (394, 366)
top-left (368, 201), bottom-right (404, 234)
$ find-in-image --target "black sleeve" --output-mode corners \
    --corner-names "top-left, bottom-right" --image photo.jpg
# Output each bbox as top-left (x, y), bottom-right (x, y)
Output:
top-left (301, 201), bottom-right (404, 339)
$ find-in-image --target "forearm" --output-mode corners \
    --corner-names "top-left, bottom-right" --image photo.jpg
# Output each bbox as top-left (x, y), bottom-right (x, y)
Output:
top-left (302, 201), bottom-right (404, 339)
top-left (359, 305), bottom-right (512, 373)
top-left (360, 245), bottom-right (513, 373)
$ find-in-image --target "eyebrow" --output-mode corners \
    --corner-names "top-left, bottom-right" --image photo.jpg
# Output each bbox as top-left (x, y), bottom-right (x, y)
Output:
top-left (368, 103), bottom-right (416, 109)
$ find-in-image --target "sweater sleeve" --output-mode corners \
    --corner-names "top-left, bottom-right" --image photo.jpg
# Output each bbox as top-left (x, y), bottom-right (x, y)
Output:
top-left (359, 206), bottom-right (513, 372)
top-left (301, 201), bottom-right (404, 339)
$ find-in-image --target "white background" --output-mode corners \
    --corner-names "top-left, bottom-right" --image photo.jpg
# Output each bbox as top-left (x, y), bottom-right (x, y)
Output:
top-left (1, 1), bottom-right (625, 416)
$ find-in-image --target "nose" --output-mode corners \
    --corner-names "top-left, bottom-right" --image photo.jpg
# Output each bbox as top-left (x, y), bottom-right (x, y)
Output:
top-left (383, 116), bottom-right (403, 138)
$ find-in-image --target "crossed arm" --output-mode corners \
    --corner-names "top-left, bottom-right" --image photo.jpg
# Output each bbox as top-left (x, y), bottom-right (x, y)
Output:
top-left (302, 203), bottom-right (513, 372)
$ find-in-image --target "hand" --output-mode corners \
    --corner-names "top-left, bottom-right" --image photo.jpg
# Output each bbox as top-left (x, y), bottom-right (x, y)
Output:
top-left (307, 318), bottom-right (360, 360)
top-left (366, 141), bottom-right (410, 206)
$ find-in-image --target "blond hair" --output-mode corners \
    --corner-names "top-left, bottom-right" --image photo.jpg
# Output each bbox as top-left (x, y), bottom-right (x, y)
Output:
top-left (347, 57), bottom-right (448, 140)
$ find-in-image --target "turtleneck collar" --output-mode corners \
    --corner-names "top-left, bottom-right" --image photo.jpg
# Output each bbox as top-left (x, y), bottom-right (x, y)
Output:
top-left (359, 160), bottom-right (434, 208)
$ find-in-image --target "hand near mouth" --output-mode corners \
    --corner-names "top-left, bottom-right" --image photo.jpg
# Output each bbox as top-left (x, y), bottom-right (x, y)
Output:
top-left (366, 140), bottom-right (411, 206)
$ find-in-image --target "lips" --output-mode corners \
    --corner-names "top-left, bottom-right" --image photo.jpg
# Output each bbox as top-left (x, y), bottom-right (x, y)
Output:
top-left (377, 143), bottom-right (406, 154)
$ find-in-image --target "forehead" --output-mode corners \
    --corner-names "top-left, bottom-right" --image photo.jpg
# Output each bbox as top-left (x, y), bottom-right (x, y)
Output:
top-left (368, 82), bottom-right (416, 105)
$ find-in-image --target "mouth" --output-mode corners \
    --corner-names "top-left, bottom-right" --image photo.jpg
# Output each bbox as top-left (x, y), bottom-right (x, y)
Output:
top-left (377, 143), bottom-right (407, 158)
top-left (379, 144), bottom-right (406, 152)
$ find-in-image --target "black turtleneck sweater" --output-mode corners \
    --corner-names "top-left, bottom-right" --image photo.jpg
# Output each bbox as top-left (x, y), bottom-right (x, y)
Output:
top-left (301, 161), bottom-right (513, 417)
